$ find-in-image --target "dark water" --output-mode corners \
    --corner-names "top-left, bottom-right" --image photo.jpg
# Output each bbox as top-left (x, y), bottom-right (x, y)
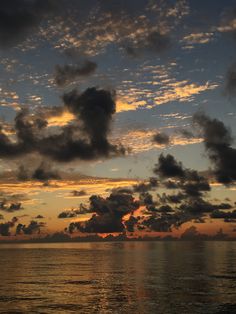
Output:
top-left (0, 242), bottom-right (236, 314)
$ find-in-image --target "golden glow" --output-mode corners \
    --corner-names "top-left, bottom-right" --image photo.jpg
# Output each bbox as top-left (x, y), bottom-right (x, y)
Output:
top-left (47, 110), bottom-right (75, 127)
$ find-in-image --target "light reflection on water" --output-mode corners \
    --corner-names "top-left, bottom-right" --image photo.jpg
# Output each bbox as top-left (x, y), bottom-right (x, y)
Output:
top-left (0, 241), bottom-right (236, 313)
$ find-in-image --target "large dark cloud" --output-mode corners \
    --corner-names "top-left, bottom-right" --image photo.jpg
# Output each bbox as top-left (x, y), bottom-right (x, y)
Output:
top-left (0, 87), bottom-right (125, 162)
top-left (54, 60), bottom-right (97, 87)
top-left (66, 192), bottom-right (139, 234)
top-left (0, 0), bottom-right (58, 48)
top-left (193, 112), bottom-right (236, 184)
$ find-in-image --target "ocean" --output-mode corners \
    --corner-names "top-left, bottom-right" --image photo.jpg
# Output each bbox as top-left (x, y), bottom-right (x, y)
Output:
top-left (0, 241), bottom-right (235, 313)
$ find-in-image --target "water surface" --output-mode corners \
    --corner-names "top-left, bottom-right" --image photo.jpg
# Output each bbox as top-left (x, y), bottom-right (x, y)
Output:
top-left (0, 241), bottom-right (236, 313)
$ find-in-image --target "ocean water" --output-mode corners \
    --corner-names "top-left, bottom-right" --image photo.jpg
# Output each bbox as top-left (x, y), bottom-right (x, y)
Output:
top-left (0, 242), bottom-right (236, 314)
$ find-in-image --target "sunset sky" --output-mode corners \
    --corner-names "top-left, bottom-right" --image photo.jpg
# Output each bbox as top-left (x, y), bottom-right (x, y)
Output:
top-left (0, 0), bottom-right (236, 240)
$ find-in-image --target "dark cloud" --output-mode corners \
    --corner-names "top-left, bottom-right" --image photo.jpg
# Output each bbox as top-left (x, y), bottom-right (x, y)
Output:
top-left (179, 199), bottom-right (223, 214)
top-left (193, 112), bottom-right (236, 184)
top-left (220, 7), bottom-right (236, 39)
top-left (0, 201), bottom-right (22, 212)
top-left (54, 60), bottom-right (97, 86)
top-left (32, 162), bottom-right (60, 181)
top-left (125, 215), bottom-right (140, 233)
top-left (225, 62), bottom-right (236, 98)
top-left (125, 31), bottom-right (171, 57)
top-left (0, 0), bottom-right (58, 48)
top-left (16, 220), bottom-right (45, 235)
top-left (66, 192), bottom-right (139, 233)
top-left (163, 180), bottom-right (179, 189)
top-left (58, 205), bottom-right (90, 218)
top-left (180, 225), bottom-right (206, 240)
top-left (178, 129), bottom-right (196, 139)
top-left (210, 209), bottom-right (236, 220)
top-left (153, 132), bottom-right (170, 145)
top-left (142, 214), bottom-right (173, 232)
top-left (17, 165), bottom-right (29, 181)
top-left (157, 205), bottom-right (174, 213)
top-left (139, 192), bottom-right (155, 206)
top-left (154, 153), bottom-right (211, 198)
top-left (110, 187), bottom-right (133, 194)
top-left (17, 162), bottom-right (60, 182)
top-left (71, 190), bottom-right (87, 197)
top-left (158, 192), bottom-right (185, 204)
top-left (145, 31), bottom-right (171, 53)
top-left (133, 179), bottom-right (158, 193)
top-left (153, 154), bottom-right (185, 178)
top-left (0, 217), bottom-right (18, 236)
top-left (34, 215), bottom-right (44, 219)
top-left (0, 87), bottom-right (125, 162)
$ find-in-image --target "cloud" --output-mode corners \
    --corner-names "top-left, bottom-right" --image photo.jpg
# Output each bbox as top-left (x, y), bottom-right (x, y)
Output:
top-left (58, 204), bottom-right (90, 218)
top-left (71, 190), bottom-right (87, 197)
top-left (16, 220), bottom-right (46, 235)
top-left (0, 0), bottom-right (58, 48)
top-left (193, 112), bottom-right (236, 184)
top-left (47, 0), bottom-right (188, 58)
top-left (153, 132), bottom-right (170, 145)
top-left (66, 192), bottom-right (139, 233)
top-left (32, 162), bottom-right (60, 182)
top-left (0, 217), bottom-right (18, 236)
top-left (124, 31), bottom-right (171, 57)
top-left (154, 153), bottom-right (211, 198)
top-left (124, 215), bottom-right (140, 232)
top-left (181, 32), bottom-right (214, 45)
top-left (17, 162), bottom-right (60, 182)
top-left (153, 154), bottom-right (185, 178)
top-left (34, 215), bottom-right (44, 219)
top-left (54, 60), bottom-right (97, 86)
top-left (217, 7), bottom-right (236, 35)
top-left (0, 200), bottom-right (22, 212)
top-left (0, 87), bottom-right (125, 162)
top-left (211, 209), bottom-right (236, 221)
top-left (158, 192), bottom-right (185, 204)
top-left (225, 62), bottom-right (236, 98)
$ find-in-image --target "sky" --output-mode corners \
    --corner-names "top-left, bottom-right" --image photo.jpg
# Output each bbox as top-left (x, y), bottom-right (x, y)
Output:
top-left (0, 0), bottom-right (236, 240)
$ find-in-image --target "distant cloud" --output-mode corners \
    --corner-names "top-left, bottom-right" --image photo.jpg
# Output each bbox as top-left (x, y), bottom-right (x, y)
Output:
top-left (0, 217), bottom-right (18, 236)
top-left (32, 162), bottom-right (61, 182)
top-left (54, 60), bottom-right (97, 86)
top-left (181, 32), bottom-right (214, 46)
top-left (16, 220), bottom-right (46, 235)
top-left (0, 201), bottom-right (22, 212)
top-left (225, 62), bottom-right (236, 98)
top-left (66, 192), bottom-right (139, 233)
top-left (153, 132), bottom-right (170, 145)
